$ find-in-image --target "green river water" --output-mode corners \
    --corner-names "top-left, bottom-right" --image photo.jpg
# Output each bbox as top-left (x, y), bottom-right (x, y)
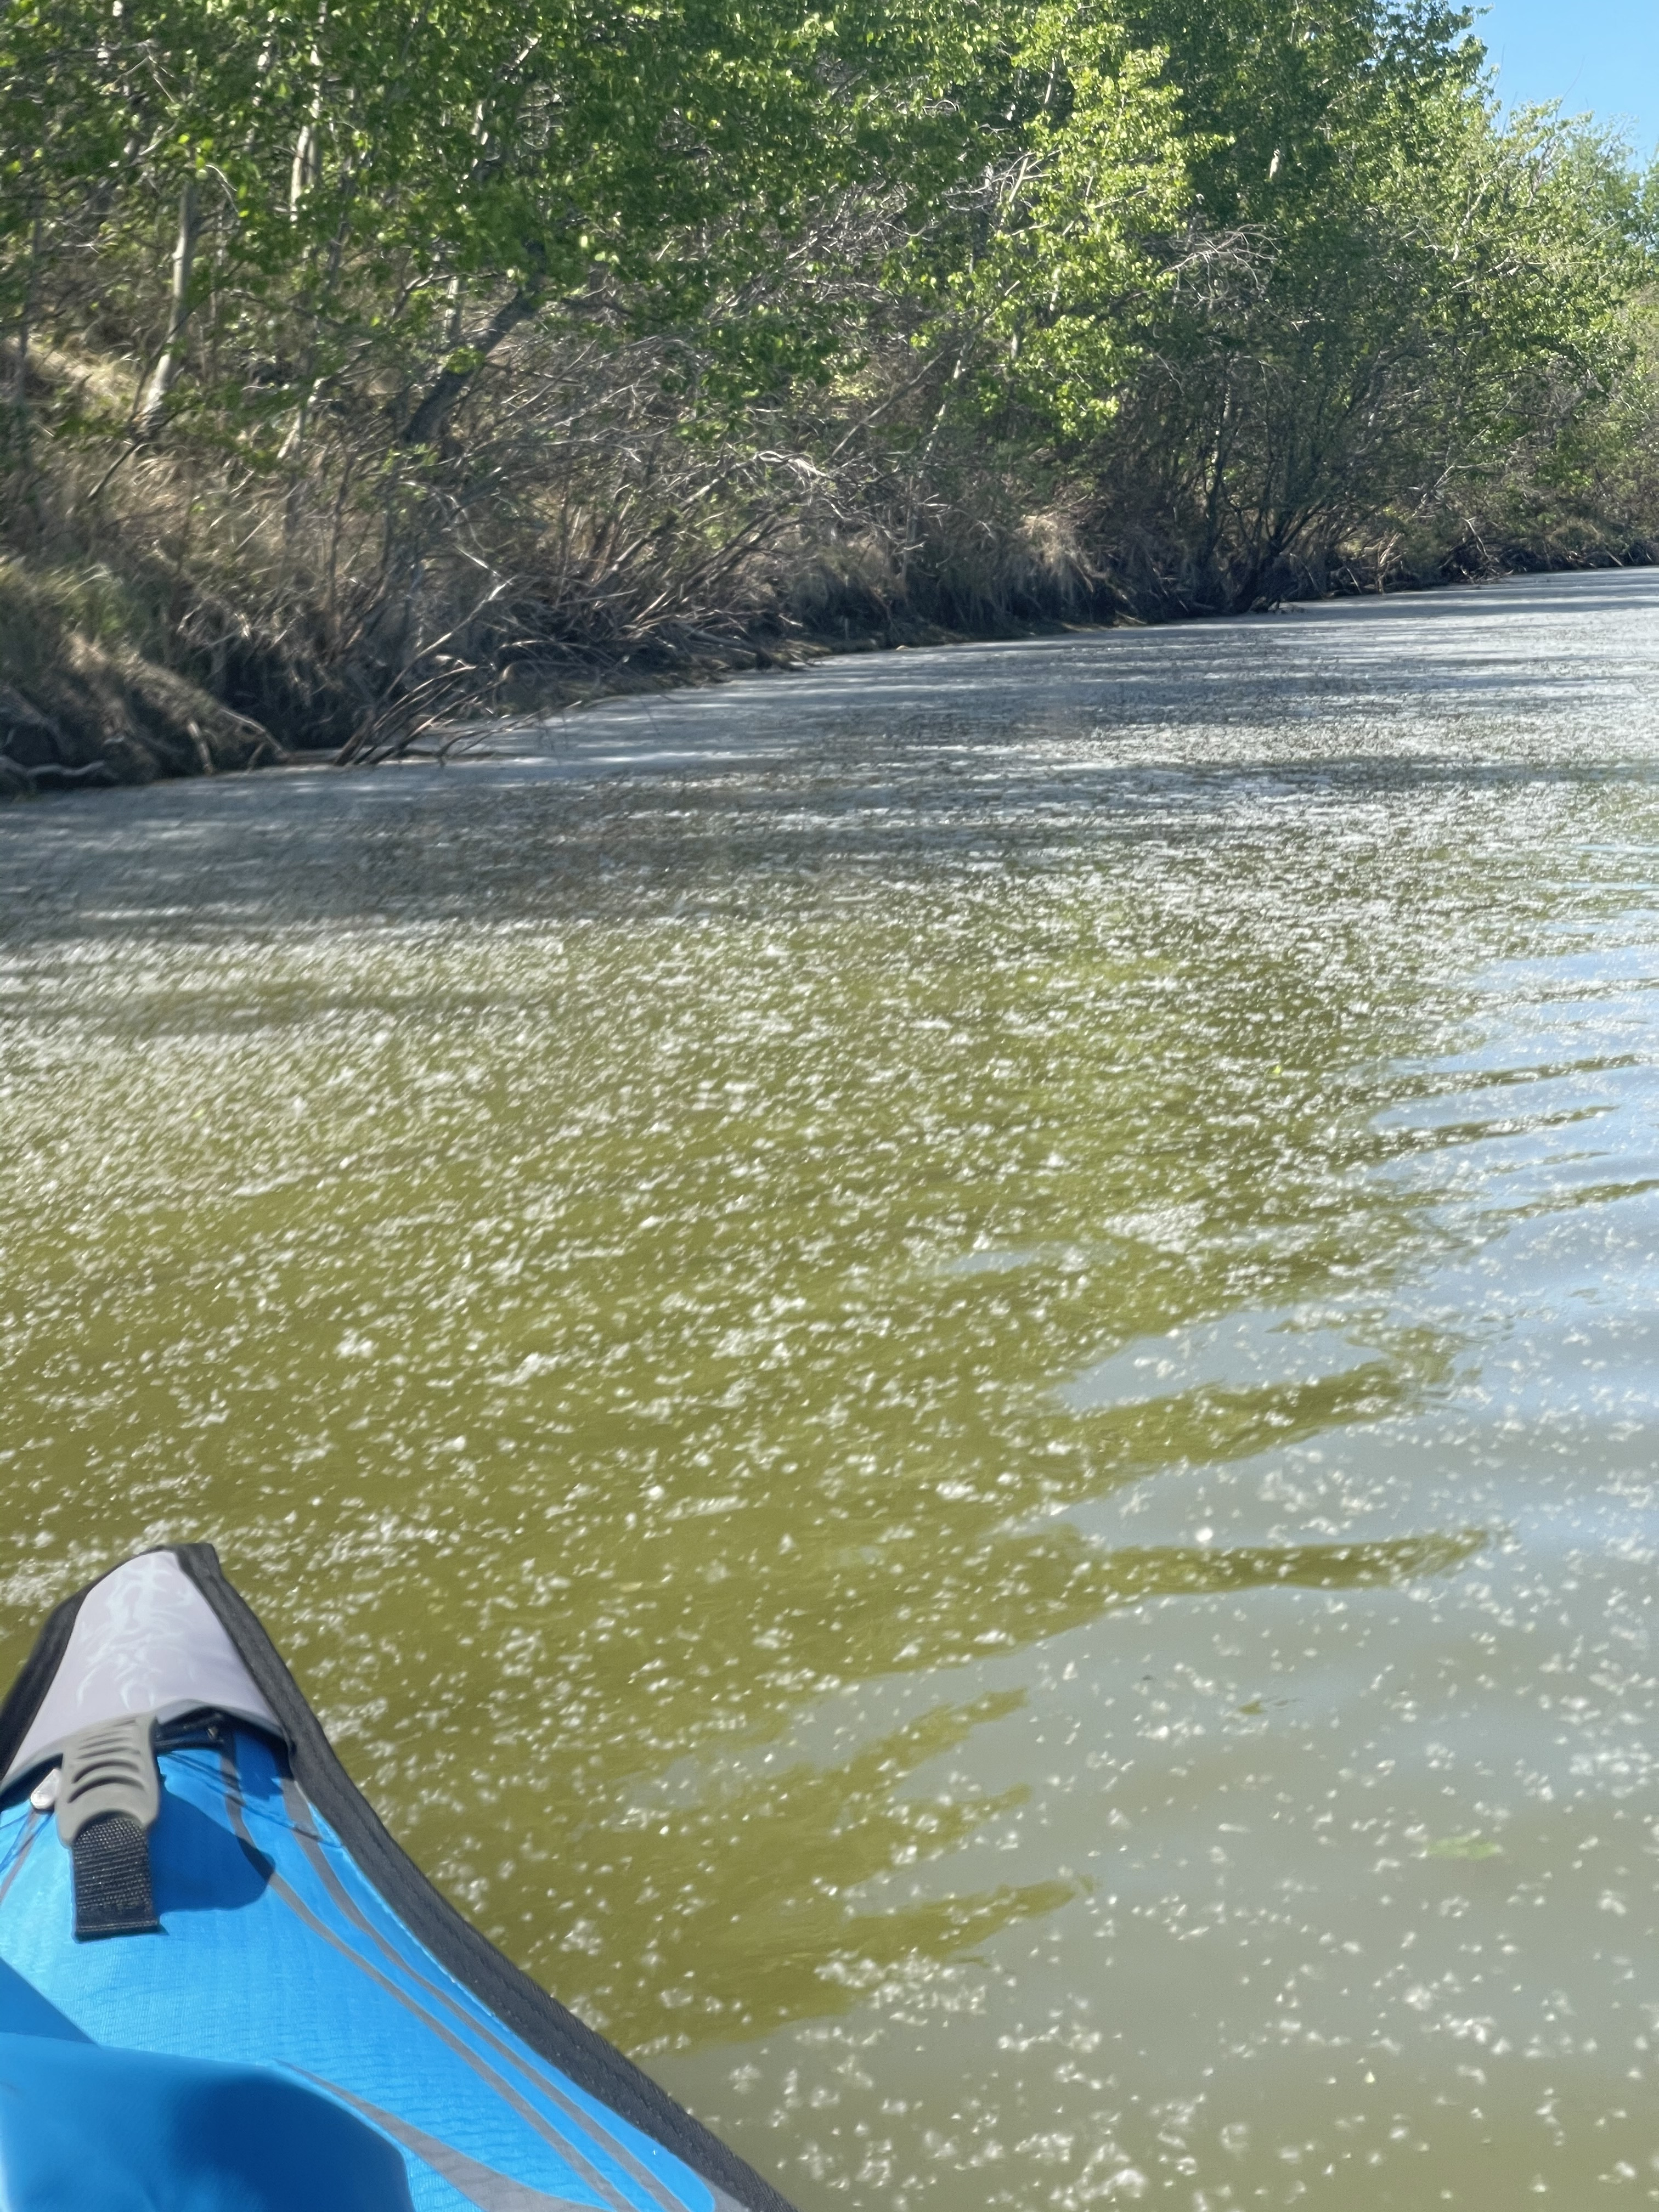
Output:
top-left (5, 569), bottom-right (1659, 2207)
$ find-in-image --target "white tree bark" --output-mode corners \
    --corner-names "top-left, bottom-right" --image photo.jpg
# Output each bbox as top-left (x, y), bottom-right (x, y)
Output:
top-left (136, 178), bottom-right (200, 436)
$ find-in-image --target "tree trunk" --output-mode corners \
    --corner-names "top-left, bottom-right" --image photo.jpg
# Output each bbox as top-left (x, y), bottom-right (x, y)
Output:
top-left (289, 122), bottom-right (321, 215)
top-left (399, 256), bottom-right (546, 448)
top-left (13, 213), bottom-right (42, 413)
top-left (136, 178), bottom-right (200, 436)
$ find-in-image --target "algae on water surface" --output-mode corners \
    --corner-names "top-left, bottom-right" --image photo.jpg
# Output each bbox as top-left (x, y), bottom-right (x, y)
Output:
top-left (5, 573), bottom-right (1659, 2208)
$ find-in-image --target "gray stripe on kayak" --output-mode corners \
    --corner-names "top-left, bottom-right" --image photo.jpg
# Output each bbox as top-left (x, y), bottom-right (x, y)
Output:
top-left (216, 1750), bottom-right (638, 2212)
top-left (298, 2071), bottom-right (591, 2212)
top-left (0, 1809), bottom-right (42, 1912)
top-left (275, 1774), bottom-right (689, 2212)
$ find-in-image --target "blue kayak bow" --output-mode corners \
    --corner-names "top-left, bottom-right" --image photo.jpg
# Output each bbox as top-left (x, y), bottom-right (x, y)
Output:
top-left (0, 1546), bottom-right (793, 2212)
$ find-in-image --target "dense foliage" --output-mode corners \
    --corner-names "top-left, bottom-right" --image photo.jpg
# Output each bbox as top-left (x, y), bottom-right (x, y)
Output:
top-left (2, 0), bottom-right (1656, 753)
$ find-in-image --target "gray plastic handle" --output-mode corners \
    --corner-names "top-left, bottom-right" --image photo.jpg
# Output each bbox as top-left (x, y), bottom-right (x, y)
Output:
top-left (54, 1713), bottom-right (161, 1846)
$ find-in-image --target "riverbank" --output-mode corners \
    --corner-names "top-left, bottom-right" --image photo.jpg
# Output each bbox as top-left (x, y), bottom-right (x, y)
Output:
top-left (4, 533), bottom-right (1653, 799)
top-left (0, 562), bottom-right (285, 794)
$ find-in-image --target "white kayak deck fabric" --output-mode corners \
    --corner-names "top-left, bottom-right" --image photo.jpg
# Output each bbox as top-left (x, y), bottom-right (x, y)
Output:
top-left (3, 1551), bottom-right (278, 1785)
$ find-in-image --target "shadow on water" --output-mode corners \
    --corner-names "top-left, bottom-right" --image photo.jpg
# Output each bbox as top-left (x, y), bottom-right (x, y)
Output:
top-left (7, 749), bottom-right (1659, 955)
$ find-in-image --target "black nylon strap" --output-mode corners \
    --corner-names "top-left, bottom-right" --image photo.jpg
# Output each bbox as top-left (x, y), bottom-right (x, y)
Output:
top-left (72, 1811), bottom-right (160, 1939)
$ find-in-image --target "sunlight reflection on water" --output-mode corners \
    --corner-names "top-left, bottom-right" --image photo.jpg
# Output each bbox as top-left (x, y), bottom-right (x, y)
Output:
top-left (5, 572), bottom-right (1659, 2207)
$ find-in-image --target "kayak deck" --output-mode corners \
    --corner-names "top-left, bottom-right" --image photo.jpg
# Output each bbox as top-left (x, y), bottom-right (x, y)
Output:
top-left (0, 1548), bottom-right (787, 2212)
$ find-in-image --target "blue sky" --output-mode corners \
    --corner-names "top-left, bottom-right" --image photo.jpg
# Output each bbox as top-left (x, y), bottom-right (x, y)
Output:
top-left (1476, 0), bottom-right (1658, 155)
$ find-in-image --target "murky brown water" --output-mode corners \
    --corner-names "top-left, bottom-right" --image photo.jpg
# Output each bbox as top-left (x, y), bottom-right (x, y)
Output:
top-left (5, 569), bottom-right (1659, 2207)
